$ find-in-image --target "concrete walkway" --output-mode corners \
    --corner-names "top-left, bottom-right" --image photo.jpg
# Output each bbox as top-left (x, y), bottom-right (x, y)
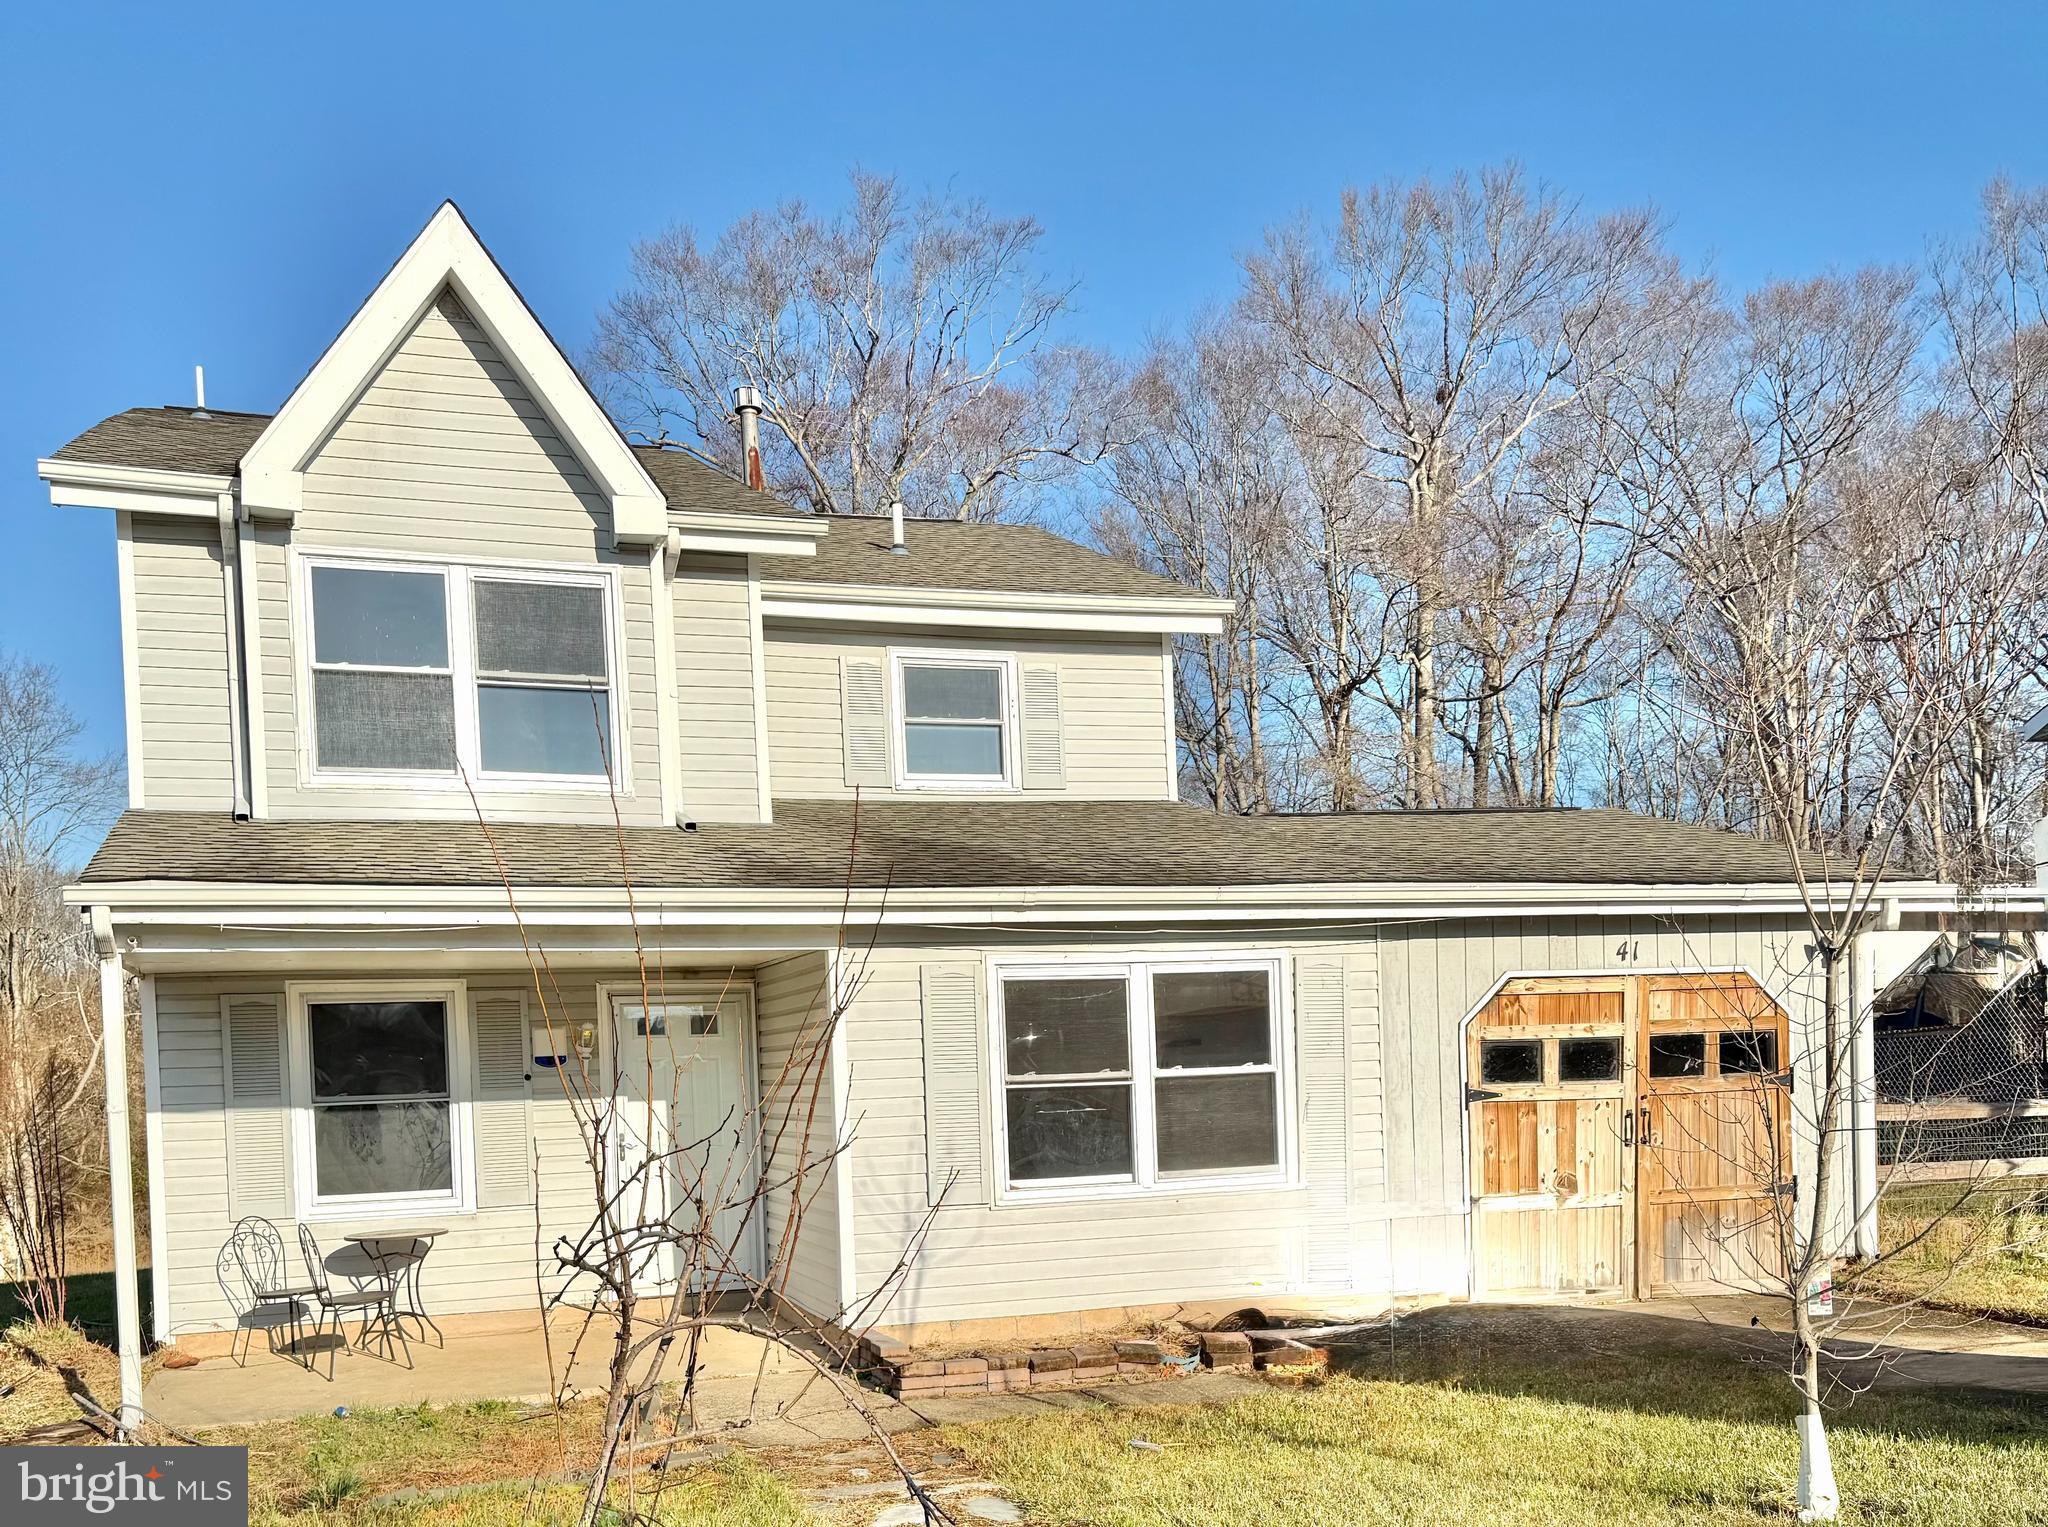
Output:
top-left (1383, 1294), bottom-right (2048, 1397)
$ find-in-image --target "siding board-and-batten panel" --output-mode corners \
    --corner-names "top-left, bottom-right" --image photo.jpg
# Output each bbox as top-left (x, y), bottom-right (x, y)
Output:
top-left (672, 552), bottom-right (765, 823)
top-left (128, 516), bottom-right (235, 810)
top-left (752, 953), bottom-right (840, 1318)
top-left (845, 940), bottom-right (1380, 1328)
top-left (764, 625), bottom-right (1173, 801)
top-left (153, 970), bottom-right (623, 1338)
top-left (253, 291), bottom-right (665, 823)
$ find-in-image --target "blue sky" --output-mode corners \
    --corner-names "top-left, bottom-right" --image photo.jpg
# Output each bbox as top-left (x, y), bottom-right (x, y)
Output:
top-left (4, 0), bottom-right (2045, 760)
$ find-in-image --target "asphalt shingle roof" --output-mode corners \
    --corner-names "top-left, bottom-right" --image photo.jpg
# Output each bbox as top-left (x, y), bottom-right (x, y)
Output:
top-left (48, 410), bottom-right (1206, 599)
top-left (47, 406), bottom-right (803, 520)
top-left (757, 515), bottom-right (1211, 601)
top-left (79, 800), bottom-right (1802, 890)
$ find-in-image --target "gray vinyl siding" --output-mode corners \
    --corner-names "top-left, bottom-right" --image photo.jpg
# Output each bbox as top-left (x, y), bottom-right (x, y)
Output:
top-left (762, 624), bottom-right (1173, 801)
top-left (254, 291), bottom-right (664, 823)
top-left (753, 952), bottom-right (841, 1318)
top-left (842, 914), bottom-right (1837, 1328)
top-left (674, 552), bottom-right (765, 823)
top-left (129, 516), bottom-right (235, 811)
top-left (152, 969), bottom-right (621, 1339)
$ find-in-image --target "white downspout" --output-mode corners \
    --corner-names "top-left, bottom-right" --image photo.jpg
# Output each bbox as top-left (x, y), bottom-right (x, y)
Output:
top-left (216, 497), bottom-right (250, 819)
top-left (91, 905), bottom-right (144, 1433)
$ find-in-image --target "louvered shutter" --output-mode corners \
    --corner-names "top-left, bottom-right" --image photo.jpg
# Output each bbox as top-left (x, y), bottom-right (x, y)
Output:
top-left (471, 990), bottom-right (535, 1209)
top-left (222, 993), bottom-right (292, 1220)
top-left (1018, 665), bottom-right (1066, 790)
top-left (920, 963), bottom-right (987, 1207)
top-left (1294, 957), bottom-right (1353, 1288)
top-left (840, 656), bottom-right (890, 786)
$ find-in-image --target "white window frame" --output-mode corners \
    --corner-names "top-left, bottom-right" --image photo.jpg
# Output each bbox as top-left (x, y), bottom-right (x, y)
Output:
top-left (987, 952), bottom-right (1296, 1205)
top-left (890, 648), bottom-right (1018, 792)
top-left (286, 978), bottom-right (473, 1221)
top-left (293, 548), bottom-right (627, 794)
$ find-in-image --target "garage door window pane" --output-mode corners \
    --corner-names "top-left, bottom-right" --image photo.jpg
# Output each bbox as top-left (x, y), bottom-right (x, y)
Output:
top-left (1719, 1031), bottom-right (1780, 1075)
top-left (1649, 1032), bottom-right (1707, 1078)
top-left (1156, 1073), bottom-right (1278, 1175)
top-left (1006, 1084), bottom-right (1132, 1182)
top-left (1153, 971), bottom-right (1271, 1069)
top-left (1480, 1039), bottom-right (1542, 1085)
top-left (1559, 1036), bottom-right (1621, 1083)
top-left (1004, 978), bottom-right (1129, 1076)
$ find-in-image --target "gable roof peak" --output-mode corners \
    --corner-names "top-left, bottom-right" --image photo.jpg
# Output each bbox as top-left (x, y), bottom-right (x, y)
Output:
top-left (237, 202), bottom-right (667, 546)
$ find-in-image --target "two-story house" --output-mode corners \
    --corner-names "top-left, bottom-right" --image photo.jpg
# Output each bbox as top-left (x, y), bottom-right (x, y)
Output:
top-left (43, 204), bottom-right (1941, 1419)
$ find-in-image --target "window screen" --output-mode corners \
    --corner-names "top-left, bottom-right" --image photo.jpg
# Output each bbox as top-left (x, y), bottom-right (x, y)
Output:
top-left (901, 662), bottom-right (1006, 778)
top-left (474, 579), bottom-right (612, 777)
top-left (474, 580), bottom-right (606, 679)
top-left (309, 566), bottom-right (457, 773)
top-left (306, 1000), bottom-right (453, 1200)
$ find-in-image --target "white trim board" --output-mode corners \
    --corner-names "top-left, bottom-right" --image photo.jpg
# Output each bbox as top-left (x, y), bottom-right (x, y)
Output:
top-left (760, 583), bottom-right (1230, 636)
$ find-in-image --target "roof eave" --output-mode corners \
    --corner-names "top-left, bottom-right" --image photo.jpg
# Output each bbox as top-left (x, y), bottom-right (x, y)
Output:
top-left (759, 579), bottom-right (1233, 634)
top-left (71, 876), bottom-right (2030, 924)
top-left (40, 457), bottom-right (233, 517)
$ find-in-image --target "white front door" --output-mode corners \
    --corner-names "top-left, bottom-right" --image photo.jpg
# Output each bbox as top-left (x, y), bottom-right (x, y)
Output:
top-left (610, 988), bottom-right (762, 1290)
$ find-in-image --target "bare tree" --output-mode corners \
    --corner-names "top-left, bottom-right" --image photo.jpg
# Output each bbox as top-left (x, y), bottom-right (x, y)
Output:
top-left (466, 775), bottom-right (945, 1527)
top-left (594, 170), bottom-right (1127, 522)
top-left (0, 655), bottom-right (123, 1312)
top-left (1242, 165), bottom-right (1669, 805)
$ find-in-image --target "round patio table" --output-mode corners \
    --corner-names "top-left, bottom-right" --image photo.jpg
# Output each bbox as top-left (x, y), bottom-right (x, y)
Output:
top-left (340, 1227), bottom-right (448, 1348)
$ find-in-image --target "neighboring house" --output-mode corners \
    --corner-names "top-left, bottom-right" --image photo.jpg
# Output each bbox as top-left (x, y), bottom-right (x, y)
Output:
top-left (40, 206), bottom-right (2006, 1413)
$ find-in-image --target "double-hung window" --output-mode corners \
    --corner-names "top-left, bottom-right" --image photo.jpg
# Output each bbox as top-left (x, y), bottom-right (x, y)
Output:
top-left (304, 556), bottom-right (617, 785)
top-left (995, 957), bottom-right (1288, 1196)
top-left (894, 653), bottom-right (1013, 788)
top-left (296, 990), bottom-right (464, 1212)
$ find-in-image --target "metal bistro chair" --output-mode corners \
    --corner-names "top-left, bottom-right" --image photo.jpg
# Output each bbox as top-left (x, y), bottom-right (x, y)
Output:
top-left (217, 1216), bottom-right (321, 1370)
top-left (297, 1223), bottom-right (412, 1378)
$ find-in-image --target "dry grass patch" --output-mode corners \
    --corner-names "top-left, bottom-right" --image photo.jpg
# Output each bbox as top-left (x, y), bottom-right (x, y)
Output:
top-left (1851, 1178), bottom-right (2048, 1324)
top-left (945, 1326), bottom-right (2048, 1525)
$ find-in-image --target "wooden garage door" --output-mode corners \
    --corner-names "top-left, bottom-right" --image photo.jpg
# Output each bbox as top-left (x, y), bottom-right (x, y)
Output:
top-left (1467, 978), bottom-right (1633, 1298)
top-left (1636, 975), bottom-right (1792, 1297)
top-left (1467, 973), bottom-right (1792, 1300)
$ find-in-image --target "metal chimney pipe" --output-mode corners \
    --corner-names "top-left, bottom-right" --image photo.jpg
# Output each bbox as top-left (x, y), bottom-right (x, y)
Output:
top-left (889, 499), bottom-right (907, 554)
top-left (193, 365), bottom-right (210, 420)
top-left (732, 386), bottom-right (764, 491)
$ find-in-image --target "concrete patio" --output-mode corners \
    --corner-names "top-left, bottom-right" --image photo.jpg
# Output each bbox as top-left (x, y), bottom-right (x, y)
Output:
top-left (146, 1313), bottom-right (821, 1430)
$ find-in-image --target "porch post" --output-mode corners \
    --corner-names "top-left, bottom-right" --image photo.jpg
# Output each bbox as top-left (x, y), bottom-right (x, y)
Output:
top-left (90, 906), bottom-right (144, 1434)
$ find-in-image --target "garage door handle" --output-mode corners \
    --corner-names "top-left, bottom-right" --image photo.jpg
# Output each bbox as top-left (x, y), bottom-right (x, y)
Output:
top-left (1621, 1110), bottom-right (1635, 1147)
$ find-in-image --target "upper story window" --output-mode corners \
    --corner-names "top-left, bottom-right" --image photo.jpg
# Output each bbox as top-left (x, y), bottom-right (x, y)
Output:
top-left (303, 555), bottom-right (617, 787)
top-left (893, 652), bottom-right (1015, 789)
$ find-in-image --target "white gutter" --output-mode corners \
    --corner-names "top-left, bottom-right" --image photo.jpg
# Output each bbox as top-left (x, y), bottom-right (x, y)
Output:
top-left (40, 458), bottom-right (233, 518)
top-left (68, 877), bottom-right (2043, 926)
top-left (759, 580), bottom-right (1233, 636)
top-left (215, 496), bottom-right (251, 819)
